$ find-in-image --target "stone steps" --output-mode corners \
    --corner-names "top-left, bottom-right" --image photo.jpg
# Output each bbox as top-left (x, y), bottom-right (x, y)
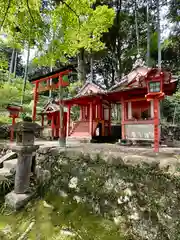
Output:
top-left (66, 136), bottom-right (91, 146)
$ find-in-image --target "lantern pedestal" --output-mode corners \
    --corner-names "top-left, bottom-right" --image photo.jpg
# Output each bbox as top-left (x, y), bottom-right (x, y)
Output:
top-left (5, 191), bottom-right (33, 210)
top-left (5, 121), bottom-right (41, 210)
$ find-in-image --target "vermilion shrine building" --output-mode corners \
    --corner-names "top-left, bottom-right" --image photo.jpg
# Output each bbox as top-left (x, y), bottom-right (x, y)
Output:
top-left (29, 66), bottom-right (178, 152)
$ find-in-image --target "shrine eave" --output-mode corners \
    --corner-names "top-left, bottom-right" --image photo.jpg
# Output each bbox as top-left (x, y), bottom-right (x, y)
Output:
top-left (63, 92), bottom-right (106, 105)
top-left (110, 67), bottom-right (179, 91)
top-left (63, 87), bottom-right (147, 105)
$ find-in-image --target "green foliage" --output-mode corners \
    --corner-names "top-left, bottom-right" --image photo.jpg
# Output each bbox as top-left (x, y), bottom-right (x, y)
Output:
top-left (161, 35), bottom-right (180, 75)
top-left (161, 90), bottom-right (180, 124)
top-left (0, 77), bottom-right (32, 109)
top-left (0, 195), bottom-right (125, 240)
top-left (0, 54), bottom-right (8, 71)
top-left (0, 177), bottom-right (13, 197)
top-left (0, 0), bottom-right (46, 47)
top-left (67, 80), bottom-right (82, 97)
top-left (0, 74), bottom-right (33, 123)
top-left (33, 0), bottom-right (115, 66)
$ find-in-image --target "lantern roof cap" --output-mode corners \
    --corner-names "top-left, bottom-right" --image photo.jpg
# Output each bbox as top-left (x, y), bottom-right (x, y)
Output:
top-left (12, 121), bottom-right (42, 133)
top-left (6, 103), bottom-right (22, 110)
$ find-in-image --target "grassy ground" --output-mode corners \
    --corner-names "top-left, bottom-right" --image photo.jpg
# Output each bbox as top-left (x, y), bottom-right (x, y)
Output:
top-left (0, 194), bottom-right (125, 240)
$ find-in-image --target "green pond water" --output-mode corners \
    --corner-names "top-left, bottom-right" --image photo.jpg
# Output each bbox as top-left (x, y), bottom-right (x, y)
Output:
top-left (0, 194), bottom-right (125, 240)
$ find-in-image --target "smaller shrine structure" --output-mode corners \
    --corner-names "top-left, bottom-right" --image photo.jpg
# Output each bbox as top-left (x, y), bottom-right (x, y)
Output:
top-left (39, 100), bottom-right (67, 140)
top-left (63, 81), bottom-right (111, 141)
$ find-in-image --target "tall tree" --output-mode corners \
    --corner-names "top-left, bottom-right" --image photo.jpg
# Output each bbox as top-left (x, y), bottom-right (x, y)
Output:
top-left (33, 0), bottom-right (115, 83)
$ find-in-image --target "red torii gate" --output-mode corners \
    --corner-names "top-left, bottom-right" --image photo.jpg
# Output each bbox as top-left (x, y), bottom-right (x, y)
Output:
top-left (29, 67), bottom-right (74, 121)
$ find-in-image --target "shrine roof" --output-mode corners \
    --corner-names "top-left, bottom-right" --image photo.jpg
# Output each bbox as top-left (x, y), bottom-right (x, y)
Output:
top-left (63, 87), bottom-right (147, 105)
top-left (62, 81), bottom-right (106, 104)
top-left (29, 65), bottom-right (76, 83)
top-left (110, 66), bottom-right (178, 91)
top-left (63, 92), bottom-right (107, 105)
top-left (40, 100), bottom-right (60, 114)
top-left (75, 81), bottom-right (105, 98)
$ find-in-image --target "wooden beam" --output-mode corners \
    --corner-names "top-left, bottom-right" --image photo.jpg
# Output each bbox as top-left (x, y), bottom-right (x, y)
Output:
top-left (31, 70), bottom-right (71, 84)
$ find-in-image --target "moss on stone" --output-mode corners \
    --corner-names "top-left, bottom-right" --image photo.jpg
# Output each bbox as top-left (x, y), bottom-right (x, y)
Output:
top-left (0, 194), bottom-right (125, 240)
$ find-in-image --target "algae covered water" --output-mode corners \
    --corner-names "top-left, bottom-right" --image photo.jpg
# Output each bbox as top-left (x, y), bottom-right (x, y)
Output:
top-left (0, 193), bottom-right (125, 240)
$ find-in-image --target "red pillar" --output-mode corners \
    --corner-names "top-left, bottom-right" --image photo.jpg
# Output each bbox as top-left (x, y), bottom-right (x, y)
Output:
top-left (66, 105), bottom-right (71, 136)
top-left (32, 82), bottom-right (39, 121)
top-left (51, 114), bottom-right (54, 139)
top-left (80, 106), bottom-right (82, 120)
top-left (108, 105), bottom-right (111, 136)
top-left (153, 98), bottom-right (160, 152)
top-left (121, 98), bottom-right (125, 139)
top-left (41, 114), bottom-right (44, 127)
top-left (10, 117), bottom-right (16, 142)
top-left (57, 112), bottom-right (60, 138)
top-left (98, 104), bottom-right (101, 119)
top-left (89, 102), bottom-right (93, 136)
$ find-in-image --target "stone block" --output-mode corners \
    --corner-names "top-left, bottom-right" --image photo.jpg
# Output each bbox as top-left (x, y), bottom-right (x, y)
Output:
top-left (3, 159), bottom-right (17, 171)
top-left (5, 191), bottom-right (33, 210)
top-left (35, 166), bottom-right (51, 182)
top-left (0, 151), bottom-right (17, 165)
top-left (0, 168), bottom-right (12, 179)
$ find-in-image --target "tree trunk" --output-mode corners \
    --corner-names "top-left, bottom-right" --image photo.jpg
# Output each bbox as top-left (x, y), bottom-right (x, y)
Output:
top-left (146, 0), bottom-right (151, 66)
top-left (77, 48), bottom-right (86, 83)
top-left (90, 50), bottom-right (93, 83)
top-left (13, 50), bottom-right (18, 78)
top-left (157, 0), bottom-right (161, 68)
top-left (21, 44), bottom-right (30, 105)
top-left (49, 30), bottom-right (55, 98)
top-left (116, 0), bottom-right (122, 78)
top-left (135, 0), bottom-right (140, 55)
top-left (117, 39), bottom-right (122, 78)
top-left (8, 48), bottom-right (15, 82)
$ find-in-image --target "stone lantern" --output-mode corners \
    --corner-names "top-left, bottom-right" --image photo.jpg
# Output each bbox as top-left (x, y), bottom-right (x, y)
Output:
top-left (6, 104), bottom-right (23, 141)
top-left (5, 121), bottom-right (42, 210)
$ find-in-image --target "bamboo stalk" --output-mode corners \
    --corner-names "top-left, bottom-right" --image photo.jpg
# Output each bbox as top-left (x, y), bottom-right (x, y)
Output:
top-left (17, 221), bottom-right (35, 240)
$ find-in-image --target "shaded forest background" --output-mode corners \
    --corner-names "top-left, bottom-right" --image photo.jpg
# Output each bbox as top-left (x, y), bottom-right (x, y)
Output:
top-left (0, 0), bottom-right (179, 124)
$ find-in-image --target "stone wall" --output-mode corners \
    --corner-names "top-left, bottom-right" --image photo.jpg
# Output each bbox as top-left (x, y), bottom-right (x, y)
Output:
top-left (161, 124), bottom-right (180, 141)
top-left (0, 124), bottom-right (10, 139)
top-left (36, 145), bottom-right (180, 240)
top-left (0, 144), bottom-right (9, 158)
